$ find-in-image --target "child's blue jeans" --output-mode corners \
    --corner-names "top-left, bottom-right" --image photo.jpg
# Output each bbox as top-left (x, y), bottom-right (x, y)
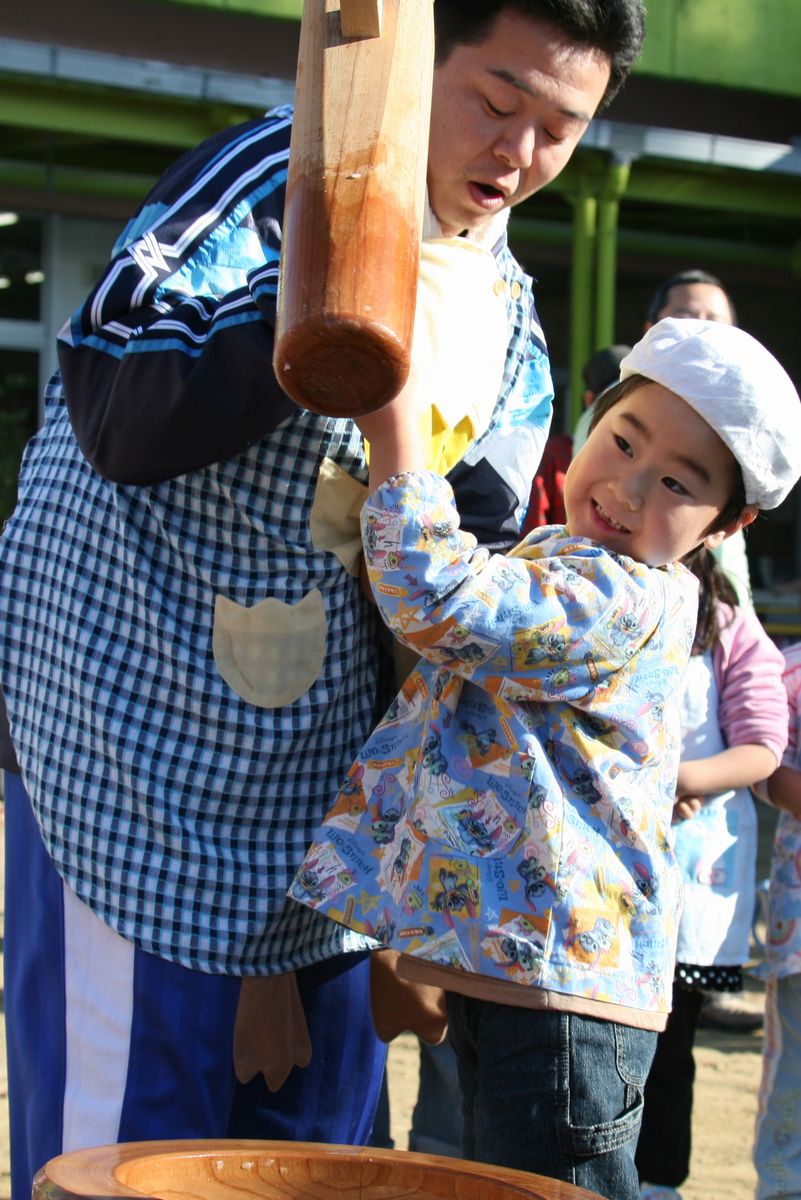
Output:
top-left (447, 992), bottom-right (656, 1200)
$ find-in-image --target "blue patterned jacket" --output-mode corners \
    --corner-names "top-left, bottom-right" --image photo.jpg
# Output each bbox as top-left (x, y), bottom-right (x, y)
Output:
top-left (291, 473), bottom-right (699, 1020)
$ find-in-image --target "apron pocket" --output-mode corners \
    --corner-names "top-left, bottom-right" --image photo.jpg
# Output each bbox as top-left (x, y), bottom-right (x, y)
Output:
top-left (213, 588), bottom-right (327, 708)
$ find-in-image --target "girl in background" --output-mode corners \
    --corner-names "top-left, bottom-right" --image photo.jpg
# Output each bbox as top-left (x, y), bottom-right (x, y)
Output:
top-left (636, 549), bottom-right (788, 1200)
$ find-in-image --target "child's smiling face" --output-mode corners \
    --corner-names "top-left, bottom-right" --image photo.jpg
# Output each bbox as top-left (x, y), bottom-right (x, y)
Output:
top-left (563, 382), bottom-right (757, 567)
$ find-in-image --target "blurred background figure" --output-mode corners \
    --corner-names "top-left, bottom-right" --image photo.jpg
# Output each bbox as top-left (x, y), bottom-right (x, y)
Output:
top-left (752, 640), bottom-right (801, 1200)
top-left (572, 343), bottom-right (632, 456)
top-left (644, 268), bottom-right (736, 329)
top-left (636, 547), bottom-right (787, 1200)
top-left (520, 428), bottom-right (573, 535)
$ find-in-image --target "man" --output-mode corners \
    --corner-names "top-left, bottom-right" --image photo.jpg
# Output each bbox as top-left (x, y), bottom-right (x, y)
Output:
top-left (0, 2), bottom-right (645, 1195)
top-left (644, 268), bottom-right (736, 328)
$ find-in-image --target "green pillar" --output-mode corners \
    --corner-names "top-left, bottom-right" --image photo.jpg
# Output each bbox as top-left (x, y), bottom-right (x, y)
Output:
top-left (568, 187), bottom-right (597, 429)
top-left (594, 160), bottom-right (631, 350)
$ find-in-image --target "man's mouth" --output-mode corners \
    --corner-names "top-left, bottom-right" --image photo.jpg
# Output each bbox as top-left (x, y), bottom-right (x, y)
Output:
top-left (594, 500), bottom-right (630, 533)
top-left (472, 181), bottom-right (507, 201)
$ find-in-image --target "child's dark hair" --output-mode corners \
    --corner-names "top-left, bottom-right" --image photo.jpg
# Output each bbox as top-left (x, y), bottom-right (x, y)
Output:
top-left (588, 374), bottom-right (749, 531)
top-left (683, 546), bottom-right (738, 654)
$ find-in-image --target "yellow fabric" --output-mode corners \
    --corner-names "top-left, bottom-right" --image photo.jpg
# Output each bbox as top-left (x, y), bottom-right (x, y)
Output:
top-left (366, 235), bottom-right (510, 477)
top-left (309, 456), bottom-right (370, 576)
top-left (416, 401), bottom-right (475, 486)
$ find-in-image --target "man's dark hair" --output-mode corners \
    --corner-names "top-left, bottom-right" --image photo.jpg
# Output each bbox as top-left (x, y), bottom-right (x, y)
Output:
top-left (644, 269), bottom-right (737, 327)
top-left (433, 0), bottom-right (646, 109)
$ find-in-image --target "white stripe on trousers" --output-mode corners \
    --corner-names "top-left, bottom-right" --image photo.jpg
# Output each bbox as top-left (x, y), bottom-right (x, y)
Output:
top-left (62, 882), bottom-right (134, 1152)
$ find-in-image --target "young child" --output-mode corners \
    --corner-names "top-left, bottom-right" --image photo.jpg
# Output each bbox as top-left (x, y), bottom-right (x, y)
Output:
top-left (288, 318), bottom-right (801, 1200)
top-left (635, 548), bottom-right (789, 1200)
top-left (752, 640), bottom-right (801, 1200)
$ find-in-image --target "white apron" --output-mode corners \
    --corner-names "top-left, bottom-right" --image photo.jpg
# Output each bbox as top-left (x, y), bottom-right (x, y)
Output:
top-left (672, 652), bottom-right (757, 966)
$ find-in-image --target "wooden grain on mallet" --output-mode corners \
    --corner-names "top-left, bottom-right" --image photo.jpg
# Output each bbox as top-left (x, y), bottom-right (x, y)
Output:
top-left (274, 0), bottom-right (434, 416)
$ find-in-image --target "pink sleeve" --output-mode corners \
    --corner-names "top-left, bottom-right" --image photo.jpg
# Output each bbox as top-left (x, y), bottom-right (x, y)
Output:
top-left (714, 607), bottom-right (789, 763)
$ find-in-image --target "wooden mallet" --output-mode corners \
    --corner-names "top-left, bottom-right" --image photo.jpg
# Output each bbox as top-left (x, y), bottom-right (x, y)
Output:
top-left (273, 0), bottom-right (435, 416)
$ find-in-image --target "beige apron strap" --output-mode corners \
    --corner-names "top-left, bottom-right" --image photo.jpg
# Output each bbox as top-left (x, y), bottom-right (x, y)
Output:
top-left (233, 973), bottom-right (312, 1093)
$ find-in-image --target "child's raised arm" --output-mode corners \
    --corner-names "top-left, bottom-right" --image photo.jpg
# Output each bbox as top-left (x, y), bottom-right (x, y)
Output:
top-left (356, 371), bottom-right (426, 493)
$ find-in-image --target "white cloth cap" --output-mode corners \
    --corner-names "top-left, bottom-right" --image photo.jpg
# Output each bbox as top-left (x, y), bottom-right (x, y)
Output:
top-left (620, 318), bottom-right (801, 509)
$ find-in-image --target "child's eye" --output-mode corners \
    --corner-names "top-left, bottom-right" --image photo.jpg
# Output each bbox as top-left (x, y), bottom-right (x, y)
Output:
top-left (662, 476), bottom-right (689, 496)
top-left (613, 434), bottom-right (632, 457)
top-left (544, 128), bottom-right (568, 145)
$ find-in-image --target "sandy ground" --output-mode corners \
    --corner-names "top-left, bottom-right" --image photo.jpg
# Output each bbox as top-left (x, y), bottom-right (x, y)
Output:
top-left (0, 802), bottom-right (779, 1200)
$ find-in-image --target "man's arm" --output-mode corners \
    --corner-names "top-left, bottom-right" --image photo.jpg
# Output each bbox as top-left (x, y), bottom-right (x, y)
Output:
top-left (60, 111), bottom-right (299, 485)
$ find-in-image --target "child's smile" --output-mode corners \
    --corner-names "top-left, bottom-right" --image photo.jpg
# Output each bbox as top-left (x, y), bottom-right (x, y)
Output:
top-left (591, 500), bottom-right (630, 535)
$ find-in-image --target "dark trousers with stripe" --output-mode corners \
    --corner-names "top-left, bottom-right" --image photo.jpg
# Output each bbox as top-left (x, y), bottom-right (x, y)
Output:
top-left (4, 771), bottom-right (386, 1200)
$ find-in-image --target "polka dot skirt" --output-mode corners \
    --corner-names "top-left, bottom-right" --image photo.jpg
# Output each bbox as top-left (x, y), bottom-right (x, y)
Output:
top-left (675, 962), bottom-right (743, 993)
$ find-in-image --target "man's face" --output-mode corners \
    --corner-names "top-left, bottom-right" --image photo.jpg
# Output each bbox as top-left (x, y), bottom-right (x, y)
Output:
top-left (653, 282), bottom-right (734, 326)
top-left (427, 13), bottom-right (611, 237)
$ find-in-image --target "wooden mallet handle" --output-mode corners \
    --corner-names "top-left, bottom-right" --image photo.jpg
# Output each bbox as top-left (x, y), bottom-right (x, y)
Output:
top-left (274, 0), bottom-right (435, 416)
